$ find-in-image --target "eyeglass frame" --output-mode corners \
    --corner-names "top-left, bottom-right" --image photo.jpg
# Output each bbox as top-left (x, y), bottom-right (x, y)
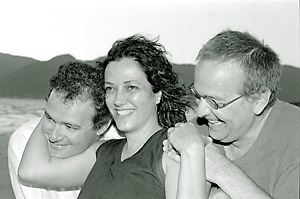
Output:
top-left (189, 84), bottom-right (243, 110)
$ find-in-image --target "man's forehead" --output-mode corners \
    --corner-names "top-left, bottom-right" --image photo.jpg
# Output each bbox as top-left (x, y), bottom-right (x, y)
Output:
top-left (47, 90), bottom-right (96, 121)
top-left (50, 89), bottom-right (92, 105)
top-left (194, 60), bottom-right (244, 97)
top-left (195, 60), bottom-right (243, 79)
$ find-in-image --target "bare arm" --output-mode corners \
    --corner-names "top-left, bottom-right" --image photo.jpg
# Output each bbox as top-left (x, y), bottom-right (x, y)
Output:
top-left (205, 144), bottom-right (271, 199)
top-left (164, 152), bottom-right (180, 199)
top-left (165, 122), bottom-right (210, 199)
top-left (18, 118), bottom-right (100, 188)
top-left (178, 145), bottom-right (208, 199)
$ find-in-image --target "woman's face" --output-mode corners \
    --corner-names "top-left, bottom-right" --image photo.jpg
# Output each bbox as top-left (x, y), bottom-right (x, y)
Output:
top-left (104, 58), bottom-right (162, 134)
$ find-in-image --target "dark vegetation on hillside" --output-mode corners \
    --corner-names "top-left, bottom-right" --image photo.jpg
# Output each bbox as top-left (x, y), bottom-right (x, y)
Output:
top-left (0, 53), bottom-right (299, 107)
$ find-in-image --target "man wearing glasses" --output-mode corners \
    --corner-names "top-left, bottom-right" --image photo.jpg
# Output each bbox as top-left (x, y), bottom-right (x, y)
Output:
top-left (166, 30), bottom-right (299, 199)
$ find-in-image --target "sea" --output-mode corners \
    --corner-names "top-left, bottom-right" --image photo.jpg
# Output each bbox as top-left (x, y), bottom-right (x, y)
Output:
top-left (0, 98), bottom-right (45, 199)
top-left (0, 97), bottom-right (45, 135)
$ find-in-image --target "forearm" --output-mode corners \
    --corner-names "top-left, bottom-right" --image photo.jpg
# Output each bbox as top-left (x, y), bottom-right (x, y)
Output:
top-left (18, 120), bottom-right (51, 185)
top-left (177, 146), bottom-right (208, 199)
top-left (215, 159), bottom-right (271, 199)
top-left (18, 119), bottom-right (95, 188)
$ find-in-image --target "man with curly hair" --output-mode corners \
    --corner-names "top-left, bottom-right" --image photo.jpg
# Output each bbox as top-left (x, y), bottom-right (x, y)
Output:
top-left (8, 61), bottom-right (120, 199)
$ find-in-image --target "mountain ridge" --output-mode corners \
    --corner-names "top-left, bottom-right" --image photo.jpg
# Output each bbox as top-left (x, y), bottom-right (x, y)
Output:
top-left (0, 53), bottom-right (37, 79)
top-left (0, 53), bottom-right (299, 105)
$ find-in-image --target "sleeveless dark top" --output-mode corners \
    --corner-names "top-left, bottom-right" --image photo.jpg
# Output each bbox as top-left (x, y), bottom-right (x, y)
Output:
top-left (77, 129), bottom-right (167, 199)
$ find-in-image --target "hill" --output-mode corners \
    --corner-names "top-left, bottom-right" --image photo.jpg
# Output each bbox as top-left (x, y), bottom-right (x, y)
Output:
top-left (173, 64), bottom-right (195, 86)
top-left (278, 65), bottom-right (300, 105)
top-left (0, 53), bottom-right (299, 105)
top-left (0, 54), bottom-right (76, 98)
top-left (0, 53), bottom-right (37, 79)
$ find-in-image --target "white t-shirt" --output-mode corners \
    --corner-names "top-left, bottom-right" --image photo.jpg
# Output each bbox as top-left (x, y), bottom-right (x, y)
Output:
top-left (8, 118), bottom-right (121, 199)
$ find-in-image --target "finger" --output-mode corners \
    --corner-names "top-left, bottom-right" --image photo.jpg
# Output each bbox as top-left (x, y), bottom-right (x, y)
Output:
top-left (163, 139), bottom-right (172, 152)
top-left (167, 127), bottom-right (174, 134)
top-left (167, 151), bottom-right (181, 163)
top-left (163, 141), bottom-right (168, 152)
top-left (163, 145), bottom-right (168, 152)
top-left (171, 148), bottom-right (179, 155)
top-left (168, 141), bottom-right (173, 151)
top-left (163, 139), bottom-right (168, 146)
top-left (174, 123), bottom-right (182, 128)
top-left (202, 136), bottom-right (213, 145)
top-left (164, 137), bottom-right (173, 151)
top-left (167, 129), bottom-right (174, 151)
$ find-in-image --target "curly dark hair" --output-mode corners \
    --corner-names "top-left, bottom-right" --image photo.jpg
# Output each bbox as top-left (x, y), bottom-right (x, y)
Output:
top-left (45, 61), bottom-right (111, 130)
top-left (196, 30), bottom-right (282, 109)
top-left (99, 34), bottom-right (188, 128)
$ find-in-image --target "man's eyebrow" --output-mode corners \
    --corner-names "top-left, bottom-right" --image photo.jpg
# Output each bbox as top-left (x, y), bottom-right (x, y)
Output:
top-left (44, 111), bottom-right (80, 128)
top-left (203, 94), bottom-right (224, 102)
top-left (44, 111), bottom-right (51, 118)
top-left (194, 89), bottom-right (220, 101)
top-left (207, 95), bottom-right (223, 101)
top-left (62, 122), bottom-right (81, 129)
top-left (196, 90), bottom-right (223, 101)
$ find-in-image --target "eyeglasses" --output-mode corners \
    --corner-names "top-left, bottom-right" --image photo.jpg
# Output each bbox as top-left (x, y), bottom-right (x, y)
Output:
top-left (189, 84), bottom-right (243, 110)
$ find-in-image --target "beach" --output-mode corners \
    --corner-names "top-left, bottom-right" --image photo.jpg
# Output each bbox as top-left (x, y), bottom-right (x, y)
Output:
top-left (0, 132), bottom-right (15, 199)
top-left (0, 97), bottom-right (45, 199)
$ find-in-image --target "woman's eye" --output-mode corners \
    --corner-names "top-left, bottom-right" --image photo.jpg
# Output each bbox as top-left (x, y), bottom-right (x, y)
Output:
top-left (105, 86), bottom-right (114, 93)
top-left (127, 85), bottom-right (138, 91)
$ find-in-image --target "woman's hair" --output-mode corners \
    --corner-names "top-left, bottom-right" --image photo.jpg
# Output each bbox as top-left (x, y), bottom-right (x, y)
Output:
top-left (46, 61), bottom-right (111, 130)
top-left (196, 30), bottom-right (282, 108)
top-left (100, 34), bottom-right (188, 128)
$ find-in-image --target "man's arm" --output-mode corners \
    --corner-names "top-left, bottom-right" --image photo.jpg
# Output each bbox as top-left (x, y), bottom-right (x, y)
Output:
top-left (8, 119), bottom-right (42, 199)
top-left (164, 122), bottom-right (271, 199)
top-left (205, 144), bottom-right (271, 199)
top-left (18, 118), bottom-right (99, 188)
top-left (8, 127), bottom-right (26, 199)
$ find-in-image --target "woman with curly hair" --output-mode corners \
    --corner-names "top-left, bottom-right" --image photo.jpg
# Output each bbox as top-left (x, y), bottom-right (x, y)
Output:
top-left (78, 35), bottom-right (209, 199)
top-left (19, 35), bottom-right (209, 199)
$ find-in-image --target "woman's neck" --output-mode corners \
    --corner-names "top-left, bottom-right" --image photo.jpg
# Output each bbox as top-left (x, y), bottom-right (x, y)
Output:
top-left (121, 121), bottom-right (162, 161)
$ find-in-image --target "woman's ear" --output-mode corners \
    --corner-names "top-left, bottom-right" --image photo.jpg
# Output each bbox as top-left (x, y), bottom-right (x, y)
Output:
top-left (155, 91), bottom-right (162, 104)
top-left (253, 89), bottom-right (271, 115)
top-left (96, 120), bottom-right (112, 137)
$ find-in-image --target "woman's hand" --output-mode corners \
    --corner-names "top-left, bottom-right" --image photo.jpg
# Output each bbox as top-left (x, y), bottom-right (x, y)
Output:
top-left (164, 122), bottom-right (212, 161)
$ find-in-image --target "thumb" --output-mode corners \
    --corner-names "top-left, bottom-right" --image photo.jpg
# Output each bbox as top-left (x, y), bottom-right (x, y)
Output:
top-left (202, 136), bottom-right (213, 145)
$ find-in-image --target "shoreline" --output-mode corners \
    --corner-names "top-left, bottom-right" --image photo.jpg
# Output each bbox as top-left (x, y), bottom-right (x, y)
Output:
top-left (0, 131), bottom-right (15, 199)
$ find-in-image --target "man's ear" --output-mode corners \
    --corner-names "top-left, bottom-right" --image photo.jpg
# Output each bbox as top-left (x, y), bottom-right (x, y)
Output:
top-left (96, 120), bottom-right (112, 137)
top-left (252, 89), bottom-right (271, 115)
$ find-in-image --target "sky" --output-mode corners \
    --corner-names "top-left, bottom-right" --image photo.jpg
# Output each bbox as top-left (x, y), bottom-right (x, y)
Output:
top-left (0, 0), bottom-right (299, 67)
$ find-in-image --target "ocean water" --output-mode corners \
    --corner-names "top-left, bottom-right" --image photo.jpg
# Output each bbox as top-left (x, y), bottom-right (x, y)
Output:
top-left (0, 98), bottom-right (45, 199)
top-left (0, 98), bottom-right (45, 134)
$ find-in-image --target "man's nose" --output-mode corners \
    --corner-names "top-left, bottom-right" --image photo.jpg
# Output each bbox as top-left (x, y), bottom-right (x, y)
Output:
top-left (196, 98), bottom-right (212, 118)
top-left (48, 124), bottom-right (64, 142)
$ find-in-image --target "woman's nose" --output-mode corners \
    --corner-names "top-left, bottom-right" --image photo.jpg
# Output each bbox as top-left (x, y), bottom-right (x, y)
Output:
top-left (114, 90), bottom-right (127, 106)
